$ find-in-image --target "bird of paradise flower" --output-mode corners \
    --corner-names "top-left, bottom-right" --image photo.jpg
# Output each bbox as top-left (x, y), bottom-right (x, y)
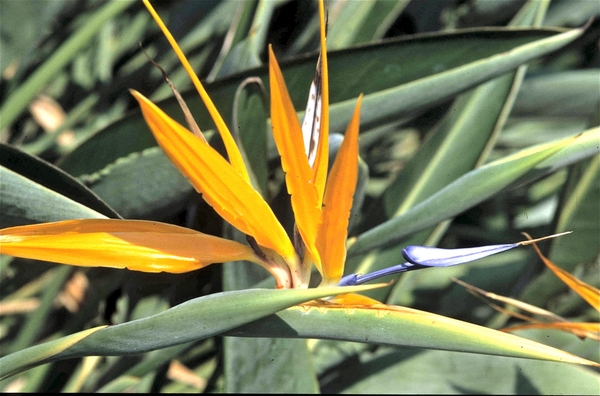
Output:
top-left (2, 1), bottom-right (600, 378)
top-left (0, 0), bottom-right (566, 292)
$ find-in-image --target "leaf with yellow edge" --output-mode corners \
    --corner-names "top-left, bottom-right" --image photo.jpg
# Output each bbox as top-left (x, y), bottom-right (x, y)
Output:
top-left (525, 233), bottom-right (600, 312)
top-left (0, 284), bottom-right (387, 380)
top-left (131, 90), bottom-right (296, 264)
top-left (317, 96), bottom-right (362, 284)
top-left (227, 299), bottom-right (599, 367)
top-left (0, 325), bottom-right (107, 380)
top-left (268, 46), bottom-right (321, 268)
top-left (0, 219), bottom-right (259, 274)
top-left (141, 0), bottom-right (249, 183)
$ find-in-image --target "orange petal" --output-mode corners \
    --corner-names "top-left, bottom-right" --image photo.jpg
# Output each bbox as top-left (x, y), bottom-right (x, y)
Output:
top-left (317, 96), bottom-right (362, 284)
top-left (529, 237), bottom-right (600, 312)
top-left (311, 0), bottom-right (330, 208)
top-left (302, 291), bottom-right (397, 310)
top-left (327, 293), bottom-right (384, 307)
top-left (268, 47), bottom-right (321, 268)
top-left (0, 219), bottom-right (258, 273)
top-left (132, 91), bottom-right (296, 264)
top-left (142, 0), bottom-right (250, 183)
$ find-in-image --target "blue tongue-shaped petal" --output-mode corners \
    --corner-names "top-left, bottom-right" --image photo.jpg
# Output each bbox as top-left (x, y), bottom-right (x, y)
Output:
top-left (339, 232), bottom-right (571, 286)
top-left (402, 244), bottom-right (517, 266)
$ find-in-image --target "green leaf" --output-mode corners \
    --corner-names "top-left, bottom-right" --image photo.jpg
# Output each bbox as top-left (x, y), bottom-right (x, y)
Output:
top-left (512, 70), bottom-right (600, 118)
top-left (80, 147), bottom-right (191, 219)
top-left (327, 1), bottom-right (379, 49)
top-left (221, 228), bottom-right (319, 393)
top-left (379, 0), bottom-right (545, 219)
top-left (96, 376), bottom-right (141, 393)
top-left (544, 0), bottom-right (600, 27)
top-left (0, 325), bottom-right (107, 380)
top-left (0, 285), bottom-right (379, 379)
top-left (226, 304), bottom-right (598, 367)
top-left (377, 68), bottom-right (525, 222)
top-left (330, 347), bottom-right (600, 394)
top-left (350, 0), bottom-right (411, 44)
top-left (326, 25), bottom-right (583, 135)
top-left (212, 0), bottom-right (273, 79)
top-left (0, 143), bottom-right (119, 224)
top-left (349, 128), bottom-right (600, 256)
top-left (0, 166), bottom-right (106, 228)
top-left (53, 26), bottom-right (585, 220)
top-left (223, 337), bottom-right (318, 393)
top-left (7, 266), bottom-right (73, 355)
top-left (232, 78), bottom-right (270, 195)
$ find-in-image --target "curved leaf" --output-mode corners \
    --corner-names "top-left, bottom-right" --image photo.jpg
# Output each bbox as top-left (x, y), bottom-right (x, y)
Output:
top-left (226, 304), bottom-right (598, 367)
top-left (0, 326), bottom-right (106, 380)
top-left (80, 147), bottom-right (191, 219)
top-left (0, 285), bottom-right (380, 379)
top-left (0, 166), bottom-right (106, 228)
top-left (0, 143), bottom-right (120, 221)
top-left (334, 347), bottom-right (600, 394)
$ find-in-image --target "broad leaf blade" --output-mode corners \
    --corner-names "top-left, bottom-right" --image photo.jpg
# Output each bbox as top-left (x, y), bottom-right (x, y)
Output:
top-left (0, 166), bottom-right (106, 228)
top-left (80, 147), bottom-right (191, 219)
top-left (335, 348), bottom-right (600, 394)
top-left (0, 326), bottom-right (106, 380)
top-left (226, 304), bottom-right (598, 367)
top-left (0, 285), bottom-right (379, 379)
top-left (0, 143), bottom-right (120, 221)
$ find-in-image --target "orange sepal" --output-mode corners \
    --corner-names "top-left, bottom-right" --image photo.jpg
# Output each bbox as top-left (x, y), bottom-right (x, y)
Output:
top-left (529, 237), bottom-right (600, 312)
top-left (131, 90), bottom-right (296, 263)
top-left (316, 96), bottom-right (362, 284)
top-left (0, 219), bottom-right (258, 273)
top-left (142, 0), bottom-right (250, 183)
top-left (301, 291), bottom-right (402, 311)
top-left (268, 47), bottom-right (322, 268)
top-left (326, 293), bottom-right (385, 308)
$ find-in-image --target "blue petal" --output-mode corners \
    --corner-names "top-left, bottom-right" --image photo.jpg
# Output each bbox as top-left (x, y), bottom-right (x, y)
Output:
top-left (402, 243), bottom-right (518, 267)
top-left (338, 262), bottom-right (418, 286)
top-left (338, 274), bottom-right (360, 286)
top-left (340, 234), bottom-right (570, 286)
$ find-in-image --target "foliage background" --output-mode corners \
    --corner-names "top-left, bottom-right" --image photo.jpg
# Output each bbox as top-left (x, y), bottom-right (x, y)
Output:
top-left (0, 0), bottom-right (598, 393)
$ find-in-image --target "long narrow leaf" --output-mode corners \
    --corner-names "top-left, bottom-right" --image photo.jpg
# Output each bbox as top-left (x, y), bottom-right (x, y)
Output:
top-left (0, 285), bottom-right (381, 380)
top-left (226, 303), bottom-right (599, 367)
